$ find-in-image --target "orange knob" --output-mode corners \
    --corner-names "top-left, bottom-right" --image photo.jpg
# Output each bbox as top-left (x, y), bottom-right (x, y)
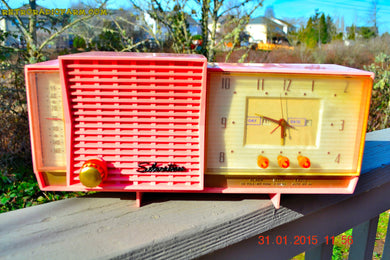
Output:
top-left (257, 156), bottom-right (269, 169)
top-left (277, 155), bottom-right (290, 168)
top-left (298, 155), bottom-right (311, 168)
top-left (79, 158), bottom-right (108, 188)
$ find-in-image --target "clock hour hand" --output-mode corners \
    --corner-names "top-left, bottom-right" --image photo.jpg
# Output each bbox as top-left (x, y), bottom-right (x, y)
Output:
top-left (281, 118), bottom-right (295, 130)
top-left (256, 114), bottom-right (295, 146)
top-left (255, 113), bottom-right (280, 125)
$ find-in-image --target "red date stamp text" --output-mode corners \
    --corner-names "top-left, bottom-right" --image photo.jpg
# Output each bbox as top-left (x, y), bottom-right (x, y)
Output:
top-left (258, 235), bottom-right (353, 246)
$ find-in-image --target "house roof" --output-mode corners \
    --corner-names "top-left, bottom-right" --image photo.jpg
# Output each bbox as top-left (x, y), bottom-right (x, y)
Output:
top-left (16, 4), bottom-right (47, 16)
top-left (248, 16), bottom-right (270, 24)
top-left (248, 16), bottom-right (296, 34)
top-left (249, 16), bottom-right (293, 27)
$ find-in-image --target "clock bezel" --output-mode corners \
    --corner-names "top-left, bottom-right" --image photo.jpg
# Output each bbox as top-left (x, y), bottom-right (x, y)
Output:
top-left (205, 63), bottom-right (374, 177)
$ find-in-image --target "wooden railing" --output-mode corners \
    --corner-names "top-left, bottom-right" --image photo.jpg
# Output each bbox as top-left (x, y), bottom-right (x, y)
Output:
top-left (0, 128), bottom-right (389, 260)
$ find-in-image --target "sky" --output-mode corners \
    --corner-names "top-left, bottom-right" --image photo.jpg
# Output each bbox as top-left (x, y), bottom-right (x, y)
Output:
top-left (5, 0), bottom-right (390, 34)
top-left (265, 0), bottom-right (390, 34)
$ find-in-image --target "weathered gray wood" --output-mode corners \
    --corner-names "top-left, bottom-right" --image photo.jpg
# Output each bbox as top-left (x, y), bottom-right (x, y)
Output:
top-left (201, 166), bottom-right (390, 260)
top-left (0, 129), bottom-right (389, 260)
top-left (349, 216), bottom-right (379, 260)
top-left (305, 243), bottom-right (333, 260)
top-left (382, 215), bottom-right (390, 260)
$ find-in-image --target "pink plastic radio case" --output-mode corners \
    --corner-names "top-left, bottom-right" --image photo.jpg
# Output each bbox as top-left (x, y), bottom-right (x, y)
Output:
top-left (25, 52), bottom-right (373, 208)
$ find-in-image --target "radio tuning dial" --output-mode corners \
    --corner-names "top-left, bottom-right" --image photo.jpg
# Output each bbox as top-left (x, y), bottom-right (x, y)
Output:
top-left (79, 158), bottom-right (108, 188)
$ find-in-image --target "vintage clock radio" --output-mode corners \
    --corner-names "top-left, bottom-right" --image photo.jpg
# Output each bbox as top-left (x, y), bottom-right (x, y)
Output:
top-left (25, 52), bottom-right (373, 208)
top-left (204, 63), bottom-right (373, 207)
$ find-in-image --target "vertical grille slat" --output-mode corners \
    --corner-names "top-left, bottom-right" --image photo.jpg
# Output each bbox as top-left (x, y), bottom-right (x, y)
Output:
top-left (61, 53), bottom-right (206, 190)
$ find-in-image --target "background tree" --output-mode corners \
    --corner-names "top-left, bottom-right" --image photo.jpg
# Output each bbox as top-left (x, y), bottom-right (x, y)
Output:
top-left (298, 10), bottom-right (336, 48)
top-left (358, 26), bottom-right (378, 39)
top-left (298, 16), bottom-right (317, 48)
top-left (130, 0), bottom-right (263, 61)
top-left (0, 0), bottom-right (109, 211)
top-left (197, 0), bottom-right (263, 61)
top-left (369, 0), bottom-right (379, 35)
top-left (284, 17), bottom-right (306, 46)
top-left (327, 15), bottom-right (342, 41)
top-left (68, 2), bottom-right (105, 50)
top-left (90, 8), bottom-right (149, 52)
top-left (0, 0), bottom-right (107, 63)
top-left (130, 0), bottom-right (194, 54)
top-left (264, 6), bottom-right (276, 44)
top-left (318, 13), bottom-right (328, 44)
top-left (347, 24), bottom-right (356, 40)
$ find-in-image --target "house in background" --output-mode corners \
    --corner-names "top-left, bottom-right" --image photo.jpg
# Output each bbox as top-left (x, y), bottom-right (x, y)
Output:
top-left (0, 9), bottom-right (31, 47)
top-left (246, 16), bottom-right (295, 44)
top-left (206, 15), bottom-right (295, 48)
top-left (0, 4), bottom-right (69, 48)
top-left (145, 12), bottom-right (202, 40)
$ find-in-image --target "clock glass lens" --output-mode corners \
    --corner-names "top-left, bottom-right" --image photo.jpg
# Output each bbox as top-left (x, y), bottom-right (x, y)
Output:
top-left (245, 97), bottom-right (320, 147)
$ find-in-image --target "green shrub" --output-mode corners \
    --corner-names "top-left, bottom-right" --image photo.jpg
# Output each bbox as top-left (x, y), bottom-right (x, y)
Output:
top-left (365, 53), bottom-right (390, 131)
top-left (0, 159), bottom-right (86, 213)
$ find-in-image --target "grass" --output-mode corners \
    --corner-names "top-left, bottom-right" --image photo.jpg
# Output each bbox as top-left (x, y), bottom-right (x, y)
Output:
top-left (0, 160), bottom-right (89, 213)
top-left (291, 211), bottom-right (390, 260)
top-left (373, 211), bottom-right (390, 259)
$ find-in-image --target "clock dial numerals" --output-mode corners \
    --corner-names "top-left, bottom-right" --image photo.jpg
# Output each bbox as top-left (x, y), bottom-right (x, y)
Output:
top-left (257, 79), bottom-right (265, 91)
top-left (219, 152), bottom-right (225, 163)
top-left (344, 82), bottom-right (349, 93)
top-left (339, 120), bottom-right (345, 131)
top-left (335, 154), bottom-right (341, 164)
top-left (284, 79), bottom-right (292, 91)
top-left (222, 77), bottom-right (230, 89)
top-left (221, 117), bottom-right (227, 128)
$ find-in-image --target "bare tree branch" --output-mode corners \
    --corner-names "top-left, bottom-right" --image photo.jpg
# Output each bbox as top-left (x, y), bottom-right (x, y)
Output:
top-left (38, 0), bottom-right (110, 52)
top-left (38, 15), bottom-right (93, 52)
top-left (0, 0), bottom-right (33, 44)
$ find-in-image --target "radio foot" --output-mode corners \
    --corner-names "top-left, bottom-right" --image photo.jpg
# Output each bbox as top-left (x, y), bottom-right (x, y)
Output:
top-left (269, 193), bottom-right (281, 209)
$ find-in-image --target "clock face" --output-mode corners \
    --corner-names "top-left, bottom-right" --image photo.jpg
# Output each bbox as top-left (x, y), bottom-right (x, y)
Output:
top-left (245, 97), bottom-right (320, 147)
top-left (206, 71), bottom-right (371, 176)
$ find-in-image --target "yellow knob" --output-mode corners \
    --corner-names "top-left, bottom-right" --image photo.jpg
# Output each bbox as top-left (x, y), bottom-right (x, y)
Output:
top-left (79, 158), bottom-right (107, 188)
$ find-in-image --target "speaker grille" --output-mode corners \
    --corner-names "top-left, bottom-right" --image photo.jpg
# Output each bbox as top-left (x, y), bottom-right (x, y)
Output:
top-left (60, 53), bottom-right (207, 190)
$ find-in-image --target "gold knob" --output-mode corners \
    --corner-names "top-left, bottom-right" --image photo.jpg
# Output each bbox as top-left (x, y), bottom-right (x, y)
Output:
top-left (79, 158), bottom-right (107, 188)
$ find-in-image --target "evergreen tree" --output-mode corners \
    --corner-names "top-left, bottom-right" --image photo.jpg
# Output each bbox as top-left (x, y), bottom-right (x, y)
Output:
top-left (298, 10), bottom-right (338, 48)
top-left (304, 17), bottom-right (317, 48)
top-left (347, 25), bottom-right (356, 40)
top-left (319, 13), bottom-right (328, 44)
top-left (359, 27), bottom-right (377, 39)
